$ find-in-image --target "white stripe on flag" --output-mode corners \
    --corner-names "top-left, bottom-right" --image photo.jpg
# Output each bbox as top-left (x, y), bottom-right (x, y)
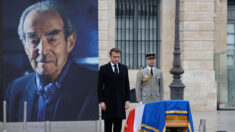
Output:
top-left (134, 104), bottom-right (145, 132)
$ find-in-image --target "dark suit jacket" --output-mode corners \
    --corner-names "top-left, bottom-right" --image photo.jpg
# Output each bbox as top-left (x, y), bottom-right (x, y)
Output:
top-left (97, 62), bottom-right (130, 119)
top-left (5, 62), bottom-right (99, 121)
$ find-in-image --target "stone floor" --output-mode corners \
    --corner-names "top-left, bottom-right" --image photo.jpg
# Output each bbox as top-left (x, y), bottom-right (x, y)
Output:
top-left (192, 110), bottom-right (235, 132)
top-left (1, 110), bottom-right (235, 132)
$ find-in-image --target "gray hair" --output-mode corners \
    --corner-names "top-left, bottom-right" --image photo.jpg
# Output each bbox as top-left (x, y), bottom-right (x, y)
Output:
top-left (18, 0), bottom-right (76, 41)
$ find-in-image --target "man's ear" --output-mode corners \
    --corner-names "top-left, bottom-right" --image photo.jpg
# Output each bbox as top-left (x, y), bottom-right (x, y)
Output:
top-left (66, 32), bottom-right (76, 53)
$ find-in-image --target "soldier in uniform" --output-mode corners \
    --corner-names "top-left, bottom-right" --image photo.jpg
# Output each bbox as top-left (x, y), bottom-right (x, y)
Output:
top-left (135, 52), bottom-right (164, 104)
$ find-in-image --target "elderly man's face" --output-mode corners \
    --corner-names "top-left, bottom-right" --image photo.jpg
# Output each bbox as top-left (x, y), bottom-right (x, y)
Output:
top-left (23, 10), bottom-right (76, 81)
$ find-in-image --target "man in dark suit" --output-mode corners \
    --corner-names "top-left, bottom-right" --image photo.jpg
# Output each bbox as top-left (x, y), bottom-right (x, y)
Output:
top-left (5, 1), bottom-right (98, 121)
top-left (98, 48), bottom-right (130, 132)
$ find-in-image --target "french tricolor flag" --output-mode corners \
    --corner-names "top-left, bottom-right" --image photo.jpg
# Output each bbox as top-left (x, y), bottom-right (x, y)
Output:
top-left (124, 104), bottom-right (145, 132)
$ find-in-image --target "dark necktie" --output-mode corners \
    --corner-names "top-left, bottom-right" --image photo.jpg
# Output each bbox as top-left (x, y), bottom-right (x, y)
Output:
top-left (151, 68), bottom-right (153, 76)
top-left (114, 64), bottom-right (118, 75)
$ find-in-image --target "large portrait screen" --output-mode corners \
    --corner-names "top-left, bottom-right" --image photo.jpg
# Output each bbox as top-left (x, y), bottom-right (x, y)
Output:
top-left (1, 0), bottom-right (98, 121)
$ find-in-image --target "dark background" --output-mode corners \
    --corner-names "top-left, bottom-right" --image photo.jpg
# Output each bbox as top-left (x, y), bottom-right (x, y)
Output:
top-left (0, 0), bottom-right (98, 121)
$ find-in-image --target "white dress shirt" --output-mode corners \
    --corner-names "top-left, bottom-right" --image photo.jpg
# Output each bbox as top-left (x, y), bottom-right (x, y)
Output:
top-left (147, 66), bottom-right (154, 75)
top-left (110, 62), bottom-right (119, 74)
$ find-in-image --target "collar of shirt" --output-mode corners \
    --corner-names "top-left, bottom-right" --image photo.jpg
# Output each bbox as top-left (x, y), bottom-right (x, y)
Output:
top-left (147, 66), bottom-right (154, 73)
top-left (110, 62), bottom-right (119, 73)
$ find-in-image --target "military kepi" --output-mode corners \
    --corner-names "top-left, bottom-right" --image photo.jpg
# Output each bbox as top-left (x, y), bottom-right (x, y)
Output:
top-left (146, 52), bottom-right (155, 59)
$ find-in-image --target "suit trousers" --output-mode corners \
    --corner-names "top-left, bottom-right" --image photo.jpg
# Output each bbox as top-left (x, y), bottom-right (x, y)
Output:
top-left (104, 119), bottom-right (122, 132)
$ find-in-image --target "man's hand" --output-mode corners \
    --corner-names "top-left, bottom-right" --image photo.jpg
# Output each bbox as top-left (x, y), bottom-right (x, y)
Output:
top-left (100, 102), bottom-right (106, 111)
top-left (125, 101), bottom-right (130, 110)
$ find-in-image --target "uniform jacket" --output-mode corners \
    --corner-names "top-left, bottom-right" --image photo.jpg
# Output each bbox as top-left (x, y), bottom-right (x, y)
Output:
top-left (97, 62), bottom-right (130, 119)
top-left (5, 61), bottom-right (99, 121)
top-left (135, 67), bottom-right (164, 103)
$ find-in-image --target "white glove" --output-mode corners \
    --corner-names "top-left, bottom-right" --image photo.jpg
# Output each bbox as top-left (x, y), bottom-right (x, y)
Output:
top-left (139, 101), bottom-right (143, 106)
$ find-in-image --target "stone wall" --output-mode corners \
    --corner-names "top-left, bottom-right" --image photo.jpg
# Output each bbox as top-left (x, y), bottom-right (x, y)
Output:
top-left (180, 0), bottom-right (217, 110)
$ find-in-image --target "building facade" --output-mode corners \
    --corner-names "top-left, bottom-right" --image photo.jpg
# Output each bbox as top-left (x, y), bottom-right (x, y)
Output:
top-left (99, 0), bottom-right (234, 110)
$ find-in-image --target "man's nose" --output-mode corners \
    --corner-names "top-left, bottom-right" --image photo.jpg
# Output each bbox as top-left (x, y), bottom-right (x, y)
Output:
top-left (37, 39), bottom-right (49, 55)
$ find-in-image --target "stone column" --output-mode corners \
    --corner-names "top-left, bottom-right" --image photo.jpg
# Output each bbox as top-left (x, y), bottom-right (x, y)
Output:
top-left (161, 0), bottom-right (176, 100)
top-left (98, 0), bottom-right (116, 66)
